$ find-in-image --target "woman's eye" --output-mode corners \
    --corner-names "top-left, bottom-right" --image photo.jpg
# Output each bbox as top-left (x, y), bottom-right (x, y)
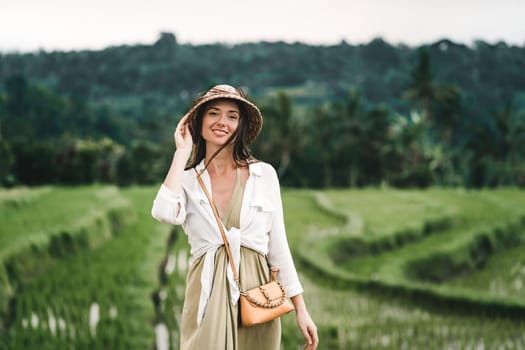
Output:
top-left (228, 115), bottom-right (238, 120)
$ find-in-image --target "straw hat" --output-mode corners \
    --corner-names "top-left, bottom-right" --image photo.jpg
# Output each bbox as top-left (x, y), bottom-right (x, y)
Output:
top-left (187, 84), bottom-right (263, 144)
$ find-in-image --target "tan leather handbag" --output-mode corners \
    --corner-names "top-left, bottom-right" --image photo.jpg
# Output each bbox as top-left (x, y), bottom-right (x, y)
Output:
top-left (195, 170), bottom-right (294, 327)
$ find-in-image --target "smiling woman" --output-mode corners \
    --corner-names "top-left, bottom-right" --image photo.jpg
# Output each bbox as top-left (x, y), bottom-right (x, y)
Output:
top-left (150, 84), bottom-right (318, 350)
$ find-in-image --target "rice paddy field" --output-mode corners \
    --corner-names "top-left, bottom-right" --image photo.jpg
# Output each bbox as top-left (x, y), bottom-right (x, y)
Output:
top-left (1, 186), bottom-right (525, 349)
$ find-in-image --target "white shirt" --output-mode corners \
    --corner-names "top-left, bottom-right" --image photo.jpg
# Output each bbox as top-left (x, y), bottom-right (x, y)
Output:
top-left (151, 160), bottom-right (303, 325)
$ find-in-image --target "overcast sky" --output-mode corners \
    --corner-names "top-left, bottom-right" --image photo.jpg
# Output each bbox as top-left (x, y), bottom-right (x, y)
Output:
top-left (1, 0), bottom-right (524, 52)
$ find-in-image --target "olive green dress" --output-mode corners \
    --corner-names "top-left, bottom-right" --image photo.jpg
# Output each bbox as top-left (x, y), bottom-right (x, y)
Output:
top-left (180, 168), bottom-right (281, 350)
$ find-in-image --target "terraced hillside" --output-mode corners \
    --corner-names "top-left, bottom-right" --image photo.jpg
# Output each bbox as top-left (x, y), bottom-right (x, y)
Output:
top-left (296, 188), bottom-right (525, 317)
top-left (1, 186), bottom-right (525, 349)
top-left (0, 186), bottom-right (135, 317)
top-left (0, 186), bottom-right (171, 349)
top-left (283, 190), bottom-right (525, 349)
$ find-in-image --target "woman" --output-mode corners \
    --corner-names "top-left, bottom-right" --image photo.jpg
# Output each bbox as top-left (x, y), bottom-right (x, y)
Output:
top-left (151, 84), bottom-right (318, 350)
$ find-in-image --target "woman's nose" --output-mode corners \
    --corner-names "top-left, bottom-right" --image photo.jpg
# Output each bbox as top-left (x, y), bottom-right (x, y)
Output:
top-left (216, 113), bottom-right (227, 125)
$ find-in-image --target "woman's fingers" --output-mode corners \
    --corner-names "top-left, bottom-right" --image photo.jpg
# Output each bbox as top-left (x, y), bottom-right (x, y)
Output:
top-left (174, 113), bottom-right (190, 140)
top-left (179, 112), bottom-right (190, 126)
top-left (309, 325), bottom-right (319, 349)
top-left (175, 113), bottom-right (189, 132)
top-left (303, 333), bottom-right (312, 348)
top-left (173, 113), bottom-right (193, 152)
top-left (302, 324), bottom-right (318, 350)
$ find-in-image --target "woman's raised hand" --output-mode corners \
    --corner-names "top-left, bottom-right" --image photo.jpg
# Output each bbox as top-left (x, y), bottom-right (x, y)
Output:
top-left (162, 113), bottom-right (193, 193)
top-left (174, 113), bottom-right (193, 156)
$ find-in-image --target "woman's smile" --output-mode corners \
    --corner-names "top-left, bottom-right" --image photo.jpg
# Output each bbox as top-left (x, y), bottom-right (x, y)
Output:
top-left (212, 128), bottom-right (228, 136)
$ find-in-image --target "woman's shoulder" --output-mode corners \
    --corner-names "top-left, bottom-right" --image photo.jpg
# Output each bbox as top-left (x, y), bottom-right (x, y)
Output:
top-left (183, 167), bottom-right (197, 176)
top-left (181, 167), bottom-right (199, 184)
top-left (249, 161), bottom-right (278, 179)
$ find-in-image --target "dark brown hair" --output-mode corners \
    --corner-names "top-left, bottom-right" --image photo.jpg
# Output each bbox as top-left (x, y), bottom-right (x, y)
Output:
top-left (185, 99), bottom-right (257, 171)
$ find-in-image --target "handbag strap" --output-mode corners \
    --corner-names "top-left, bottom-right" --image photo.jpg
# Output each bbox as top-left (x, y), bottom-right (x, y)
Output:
top-left (194, 168), bottom-right (241, 287)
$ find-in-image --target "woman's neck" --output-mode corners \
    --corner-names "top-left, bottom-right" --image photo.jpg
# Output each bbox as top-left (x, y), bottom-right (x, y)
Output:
top-left (205, 145), bottom-right (236, 176)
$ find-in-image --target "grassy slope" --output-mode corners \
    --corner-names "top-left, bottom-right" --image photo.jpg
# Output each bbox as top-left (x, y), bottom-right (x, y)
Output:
top-left (281, 188), bottom-right (525, 349)
top-left (337, 191), bottom-right (500, 275)
top-left (449, 243), bottom-right (525, 300)
top-left (3, 186), bottom-right (171, 349)
top-left (324, 188), bottom-right (457, 238)
top-left (319, 189), bottom-right (525, 292)
top-left (0, 185), bottom-right (131, 261)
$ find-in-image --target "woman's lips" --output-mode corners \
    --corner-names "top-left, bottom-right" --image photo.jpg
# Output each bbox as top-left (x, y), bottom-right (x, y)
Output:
top-left (212, 129), bottom-right (228, 136)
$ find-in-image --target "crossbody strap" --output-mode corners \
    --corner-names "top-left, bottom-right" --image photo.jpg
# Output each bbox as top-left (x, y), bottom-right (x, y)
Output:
top-left (194, 169), bottom-right (241, 286)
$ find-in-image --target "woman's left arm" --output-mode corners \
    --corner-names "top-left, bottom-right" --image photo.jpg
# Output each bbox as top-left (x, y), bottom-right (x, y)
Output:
top-left (292, 294), bottom-right (318, 350)
top-left (263, 164), bottom-right (318, 349)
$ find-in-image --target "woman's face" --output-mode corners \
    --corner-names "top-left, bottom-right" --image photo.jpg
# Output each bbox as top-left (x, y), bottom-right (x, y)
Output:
top-left (201, 99), bottom-right (240, 146)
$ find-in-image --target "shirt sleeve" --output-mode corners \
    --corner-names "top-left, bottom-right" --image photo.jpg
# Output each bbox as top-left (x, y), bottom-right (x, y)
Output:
top-left (265, 166), bottom-right (304, 298)
top-left (151, 184), bottom-right (186, 225)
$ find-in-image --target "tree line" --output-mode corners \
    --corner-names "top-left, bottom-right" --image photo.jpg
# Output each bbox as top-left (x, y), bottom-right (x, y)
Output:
top-left (0, 33), bottom-right (524, 188)
top-left (2, 33), bottom-right (524, 121)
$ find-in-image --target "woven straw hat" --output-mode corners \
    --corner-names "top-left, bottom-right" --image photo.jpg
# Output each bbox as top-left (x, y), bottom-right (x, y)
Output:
top-left (187, 84), bottom-right (263, 144)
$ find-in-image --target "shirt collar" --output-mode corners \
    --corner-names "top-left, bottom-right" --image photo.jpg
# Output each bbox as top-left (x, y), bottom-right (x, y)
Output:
top-left (195, 159), bottom-right (206, 173)
top-left (248, 161), bottom-right (263, 177)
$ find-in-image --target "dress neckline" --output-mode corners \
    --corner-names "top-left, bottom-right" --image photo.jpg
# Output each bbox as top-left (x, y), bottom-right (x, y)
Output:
top-left (220, 167), bottom-right (245, 230)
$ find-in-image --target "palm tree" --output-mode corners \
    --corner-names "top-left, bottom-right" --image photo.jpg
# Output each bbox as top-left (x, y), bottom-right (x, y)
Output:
top-left (403, 48), bottom-right (463, 186)
top-left (308, 104), bottom-right (340, 187)
top-left (403, 48), bottom-right (461, 144)
top-left (329, 88), bottom-right (391, 187)
top-left (337, 89), bottom-right (363, 187)
top-left (259, 92), bottom-right (297, 177)
top-left (403, 49), bottom-right (434, 123)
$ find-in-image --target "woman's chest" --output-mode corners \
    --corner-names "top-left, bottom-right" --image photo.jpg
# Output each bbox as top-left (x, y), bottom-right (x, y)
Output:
top-left (211, 178), bottom-right (236, 215)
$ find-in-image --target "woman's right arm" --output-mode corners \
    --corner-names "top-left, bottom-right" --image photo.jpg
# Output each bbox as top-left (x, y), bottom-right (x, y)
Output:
top-left (151, 114), bottom-right (193, 224)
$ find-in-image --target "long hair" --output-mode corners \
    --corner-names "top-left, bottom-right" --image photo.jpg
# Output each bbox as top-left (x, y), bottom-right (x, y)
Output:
top-left (185, 99), bottom-right (257, 171)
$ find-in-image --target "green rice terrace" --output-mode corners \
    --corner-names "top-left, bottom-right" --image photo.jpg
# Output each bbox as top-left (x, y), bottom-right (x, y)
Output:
top-left (1, 186), bottom-right (525, 349)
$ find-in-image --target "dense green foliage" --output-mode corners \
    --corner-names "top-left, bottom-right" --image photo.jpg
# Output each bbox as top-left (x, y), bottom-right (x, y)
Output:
top-left (2, 33), bottom-right (524, 111)
top-left (1, 33), bottom-right (524, 188)
top-left (1, 186), bottom-right (525, 349)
